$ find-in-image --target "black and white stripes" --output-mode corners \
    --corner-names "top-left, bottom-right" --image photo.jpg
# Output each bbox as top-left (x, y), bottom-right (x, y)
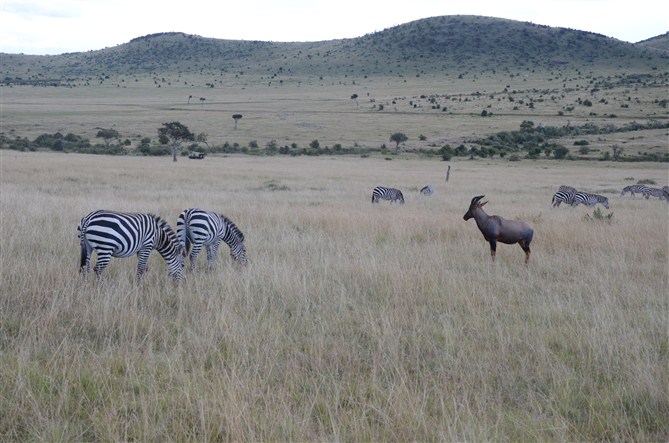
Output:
top-left (572, 191), bottom-right (610, 209)
top-left (621, 184), bottom-right (650, 198)
top-left (372, 186), bottom-right (404, 204)
top-left (78, 210), bottom-right (185, 282)
top-left (551, 185), bottom-right (578, 207)
top-left (177, 208), bottom-right (248, 271)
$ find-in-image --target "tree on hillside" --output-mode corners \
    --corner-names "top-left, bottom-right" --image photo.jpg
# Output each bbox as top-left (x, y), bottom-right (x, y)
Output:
top-left (232, 114), bottom-right (243, 129)
top-left (351, 94), bottom-right (359, 106)
top-left (158, 121), bottom-right (194, 162)
top-left (96, 128), bottom-right (121, 148)
top-left (390, 132), bottom-right (408, 153)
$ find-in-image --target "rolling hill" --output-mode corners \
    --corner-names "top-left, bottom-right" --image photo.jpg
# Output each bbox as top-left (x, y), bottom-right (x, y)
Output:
top-left (2, 15), bottom-right (667, 82)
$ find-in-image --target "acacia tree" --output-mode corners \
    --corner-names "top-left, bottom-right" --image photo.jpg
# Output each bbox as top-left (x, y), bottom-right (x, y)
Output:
top-left (158, 121), bottom-right (194, 162)
top-left (96, 128), bottom-right (120, 148)
top-left (195, 133), bottom-right (211, 150)
top-left (351, 93), bottom-right (359, 106)
top-left (232, 114), bottom-right (243, 129)
top-left (390, 132), bottom-right (408, 153)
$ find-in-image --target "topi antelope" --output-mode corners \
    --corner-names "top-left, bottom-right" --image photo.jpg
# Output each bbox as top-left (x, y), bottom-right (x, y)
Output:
top-left (463, 195), bottom-right (534, 264)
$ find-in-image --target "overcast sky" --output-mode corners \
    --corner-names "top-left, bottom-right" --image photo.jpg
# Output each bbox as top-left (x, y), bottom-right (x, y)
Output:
top-left (1, 0), bottom-right (667, 55)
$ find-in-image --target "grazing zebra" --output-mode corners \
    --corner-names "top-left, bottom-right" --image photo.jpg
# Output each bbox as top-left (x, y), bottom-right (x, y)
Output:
top-left (176, 208), bottom-right (248, 271)
top-left (552, 190), bottom-right (576, 207)
top-left (558, 185), bottom-right (578, 194)
top-left (78, 210), bottom-right (185, 283)
top-left (420, 185), bottom-right (434, 195)
top-left (572, 191), bottom-right (609, 209)
top-left (642, 187), bottom-right (668, 200)
top-left (621, 184), bottom-right (650, 198)
top-left (552, 185), bottom-right (578, 207)
top-left (371, 186), bottom-right (404, 204)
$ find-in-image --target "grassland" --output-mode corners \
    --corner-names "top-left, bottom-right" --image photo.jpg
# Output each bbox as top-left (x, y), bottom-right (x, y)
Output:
top-left (1, 151), bottom-right (667, 440)
top-left (1, 16), bottom-right (668, 439)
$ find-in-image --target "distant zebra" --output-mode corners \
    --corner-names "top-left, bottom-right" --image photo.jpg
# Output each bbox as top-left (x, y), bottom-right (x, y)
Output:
top-left (572, 192), bottom-right (609, 209)
top-left (621, 184), bottom-right (650, 198)
top-left (420, 185), bottom-right (434, 196)
top-left (642, 187), bottom-right (668, 200)
top-left (78, 210), bottom-right (185, 283)
top-left (559, 185), bottom-right (578, 194)
top-left (371, 186), bottom-right (404, 204)
top-left (177, 208), bottom-right (248, 271)
top-left (552, 185), bottom-right (578, 207)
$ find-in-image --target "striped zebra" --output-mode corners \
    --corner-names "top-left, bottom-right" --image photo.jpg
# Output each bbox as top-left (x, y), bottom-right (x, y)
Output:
top-left (176, 208), bottom-right (248, 271)
top-left (551, 185), bottom-right (578, 207)
top-left (371, 186), bottom-right (404, 204)
top-left (642, 187), bottom-right (668, 200)
top-left (572, 191), bottom-right (609, 209)
top-left (420, 185), bottom-right (434, 196)
top-left (621, 184), bottom-right (650, 198)
top-left (78, 210), bottom-right (185, 283)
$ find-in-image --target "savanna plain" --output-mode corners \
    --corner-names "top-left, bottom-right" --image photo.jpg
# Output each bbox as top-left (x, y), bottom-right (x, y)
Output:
top-left (1, 151), bottom-right (667, 441)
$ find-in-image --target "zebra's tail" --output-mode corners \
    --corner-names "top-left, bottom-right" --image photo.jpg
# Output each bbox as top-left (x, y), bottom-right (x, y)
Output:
top-left (78, 224), bottom-right (88, 271)
top-left (176, 211), bottom-right (189, 253)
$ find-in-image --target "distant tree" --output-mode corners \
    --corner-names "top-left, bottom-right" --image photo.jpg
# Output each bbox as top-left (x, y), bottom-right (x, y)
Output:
top-left (188, 95), bottom-right (193, 104)
top-left (389, 132), bottom-right (408, 153)
top-left (612, 144), bottom-right (623, 160)
top-left (96, 128), bottom-right (120, 148)
top-left (519, 120), bottom-right (535, 132)
top-left (351, 94), bottom-right (359, 106)
top-left (553, 146), bottom-right (569, 159)
top-left (158, 121), bottom-right (194, 162)
top-left (195, 133), bottom-right (210, 150)
top-left (232, 114), bottom-right (243, 129)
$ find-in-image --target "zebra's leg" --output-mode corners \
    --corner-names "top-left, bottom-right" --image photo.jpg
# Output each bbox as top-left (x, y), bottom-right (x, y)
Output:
top-left (189, 242), bottom-right (204, 272)
top-left (206, 241), bottom-right (221, 270)
top-left (135, 247), bottom-right (153, 282)
top-left (93, 250), bottom-right (113, 281)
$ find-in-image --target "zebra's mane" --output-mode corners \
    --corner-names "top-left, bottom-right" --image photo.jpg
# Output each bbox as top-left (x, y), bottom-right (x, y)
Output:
top-left (220, 214), bottom-right (245, 242)
top-left (151, 214), bottom-right (180, 244)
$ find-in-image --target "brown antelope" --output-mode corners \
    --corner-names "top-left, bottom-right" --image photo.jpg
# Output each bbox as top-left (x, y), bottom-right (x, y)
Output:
top-left (463, 195), bottom-right (534, 264)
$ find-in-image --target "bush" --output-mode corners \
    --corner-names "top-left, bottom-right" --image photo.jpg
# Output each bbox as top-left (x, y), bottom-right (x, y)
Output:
top-left (553, 146), bottom-right (570, 159)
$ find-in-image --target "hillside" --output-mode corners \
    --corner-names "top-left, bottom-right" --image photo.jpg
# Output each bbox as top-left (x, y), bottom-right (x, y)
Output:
top-left (2, 15), bottom-right (667, 82)
top-left (636, 32), bottom-right (669, 53)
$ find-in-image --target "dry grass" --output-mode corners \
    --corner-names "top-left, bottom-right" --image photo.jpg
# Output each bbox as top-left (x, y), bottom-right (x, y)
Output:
top-left (1, 152), bottom-right (668, 441)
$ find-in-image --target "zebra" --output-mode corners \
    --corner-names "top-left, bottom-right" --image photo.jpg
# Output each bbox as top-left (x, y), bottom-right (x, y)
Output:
top-left (371, 186), bottom-right (404, 204)
top-left (621, 184), bottom-right (650, 198)
top-left (78, 210), bottom-right (185, 283)
top-left (572, 191), bottom-right (609, 209)
top-left (642, 187), bottom-right (668, 200)
top-left (552, 185), bottom-right (578, 207)
top-left (176, 208), bottom-right (248, 271)
top-left (420, 185), bottom-right (434, 196)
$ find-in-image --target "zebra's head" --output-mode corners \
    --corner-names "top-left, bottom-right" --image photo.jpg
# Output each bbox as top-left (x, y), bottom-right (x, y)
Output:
top-left (154, 215), bottom-right (186, 282)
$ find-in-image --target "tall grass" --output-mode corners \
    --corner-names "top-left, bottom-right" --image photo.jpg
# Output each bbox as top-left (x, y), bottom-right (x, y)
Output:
top-left (1, 152), bottom-right (667, 440)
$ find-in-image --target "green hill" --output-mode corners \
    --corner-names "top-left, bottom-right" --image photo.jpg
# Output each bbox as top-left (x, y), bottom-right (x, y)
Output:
top-left (2, 15), bottom-right (667, 83)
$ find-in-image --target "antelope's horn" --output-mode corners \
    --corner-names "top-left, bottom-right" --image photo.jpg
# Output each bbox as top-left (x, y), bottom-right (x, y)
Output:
top-left (471, 195), bottom-right (485, 205)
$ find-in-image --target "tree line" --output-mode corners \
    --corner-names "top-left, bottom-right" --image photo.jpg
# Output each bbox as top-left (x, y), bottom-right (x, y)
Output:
top-left (1, 120), bottom-right (667, 163)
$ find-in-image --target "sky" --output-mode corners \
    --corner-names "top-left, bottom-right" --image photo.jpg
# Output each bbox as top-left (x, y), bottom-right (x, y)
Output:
top-left (1, 0), bottom-right (668, 55)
